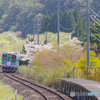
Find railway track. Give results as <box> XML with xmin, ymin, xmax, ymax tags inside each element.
<box><xmin>4</xmin><ymin>73</ymin><xmax>66</xmax><ymax>100</ymax></box>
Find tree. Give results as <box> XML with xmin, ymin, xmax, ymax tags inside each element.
<box><xmin>61</xmin><ymin>10</ymin><xmax>76</xmax><ymax>33</ymax></box>
<box><xmin>47</xmin><ymin>12</ymin><xmax>57</xmax><ymax>33</ymax></box>
<box><xmin>67</xmin><ymin>11</ymin><xmax>76</xmax><ymax>32</ymax></box>
<box><xmin>21</xmin><ymin>45</ymin><xmax>27</xmax><ymax>54</ymax></box>
<box><xmin>92</xmin><ymin>0</ymin><xmax>100</xmax><ymax>13</ymax></box>
<box><xmin>76</xmin><ymin>50</ymin><xmax>100</xmax><ymax>67</ymax></box>
<box><xmin>90</xmin><ymin>19</ymin><xmax>100</xmax><ymax>51</ymax></box>
<box><xmin>41</xmin><ymin>13</ymin><xmax>50</xmax><ymax>33</ymax></box>
<box><xmin>72</xmin><ymin>18</ymin><xmax>86</xmax><ymax>41</ymax></box>
<box><xmin>1</xmin><ymin>4</ymin><xmax>21</xmax><ymax>32</ymax></box>
<box><xmin>73</xmin><ymin>8</ymin><xmax>80</xmax><ymax>24</ymax></box>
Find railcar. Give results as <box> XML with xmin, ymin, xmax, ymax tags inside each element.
<box><xmin>1</xmin><ymin>53</ymin><xmax>20</xmax><ymax>72</ymax></box>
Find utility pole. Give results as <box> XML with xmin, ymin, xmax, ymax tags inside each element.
<box><xmin>86</xmin><ymin>0</ymin><xmax>90</xmax><ymax>70</ymax></box>
<box><xmin>34</xmin><ymin>16</ymin><xmax>42</xmax><ymax>45</ymax></box>
<box><xmin>57</xmin><ymin>0</ymin><xmax>60</xmax><ymax>46</ymax></box>
<box><xmin>37</xmin><ymin>18</ymin><xmax>39</xmax><ymax>45</ymax></box>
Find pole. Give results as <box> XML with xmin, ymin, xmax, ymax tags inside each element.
<box><xmin>15</xmin><ymin>90</ymin><xmax>17</xmax><ymax>100</ymax></box>
<box><xmin>57</xmin><ymin>0</ymin><xmax>60</xmax><ymax>46</ymax></box>
<box><xmin>64</xmin><ymin>67</ymin><xmax>66</xmax><ymax>78</ymax></box>
<box><xmin>87</xmin><ymin>0</ymin><xmax>90</xmax><ymax>72</ymax></box>
<box><xmin>37</xmin><ymin>18</ymin><xmax>39</xmax><ymax>45</ymax></box>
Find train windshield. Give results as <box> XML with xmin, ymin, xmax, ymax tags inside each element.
<box><xmin>12</xmin><ymin>55</ymin><xmax>16</xmax><ymax>62</ymax></box>
<box><xmin>3</xmin><ymin>54</ymin><xmax>7</xmax><ymax>61</ymax></box>
<box><xmin>8</xmin><ymin>57</ymin><xmax>11</xmax><ymax>61</ymax></box>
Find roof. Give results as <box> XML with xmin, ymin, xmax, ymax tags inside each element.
<box><xmin>2</xmin><ymin>52</ymin><xmax>17</xmax><ymax>55</ymax></box>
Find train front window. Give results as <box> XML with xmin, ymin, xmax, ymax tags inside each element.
<box><xmin>8</xmin><ymin>57</ymin><xmax>11</xmax><ymax>61</ymax></box>
<box><xmin>12</xmin><ymin>55</ymin><xmax>16</xmax><ymax>62</ymax></box>
<box><xmin>3</xmin><ymin>54</ymin><xmax>7</xmax><ymax>61</ymax></box>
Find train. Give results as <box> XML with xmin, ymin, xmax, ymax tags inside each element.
<box><xmin>1</xmin><ymin>52</ymin><xmax>20</xmax><ymax>72</ymax></box>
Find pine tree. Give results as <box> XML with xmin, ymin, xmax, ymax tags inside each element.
<box><xmin>72</xmin><ymin>18</ymin><xmax>85</xmax><ymax>41</ymax></box>
<box><xmin>61</xmin><ymin>10</ymin><xmax>75</xmax><ymax>33</ymax></box>
<box><xmin>67</xmin><ymin>11</ymin><xmax>76</xmax><ymax>32</ymax></box>
<box><xmin>90</xmin><ymin>19</ymin><xmax>100</xmax><ymax>51</ymax></box>
<box><xmin>21</xmin><ymin>45</ymin><xmax>27</xmax><ymax>54</ymax></box>
<box><xmin>48</xmin><ymin>12</ymin><xmax>57</xmax><ymax>33</ymax></box>
<box><xmin>92</xmin><ymin>0</ymin><xmax>100</xmax><ymax>13</ymax></box>
<box><xmin>73</xmin><ymin>8</ymin><xmax>80</xmax><ymax>24</ymax></box>
<box><xmin>41</xmin><ymin>13</ymin><xmax>50</xmax><ymax>33</ymax></box>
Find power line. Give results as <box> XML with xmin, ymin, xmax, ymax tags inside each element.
<box><xmin>90</xmin><ymin>15</ymin><xmax>100</xmax><ymax>26</ymax></box>
<box><xmin>64</xmin><ymin>4</ymin><xmax>70</xmax><ymax>11</ymax></box>
<box><xmin>91</xmin><ymin>33</ymin><xmax>100</xmax><ymax>42</ymax></box>
<box><xmin>90</xmin><ymin>23</ymin><xmax>100</xmax><ymax>33</ymax></box>
<box><xmin>97</xmin><ymin>11</ymin><xmax>100</xmax><ymax>15</ymax></box>
<box><xmin>90</xmin><ymin>26</ymin><xmax>100</xmax><ymax>34</ymax></box>
<box><xmin>48</xmin><ymin>35</ymin><xmax>57</xmax><ymax>43</ymax></box>
<box><xmin>60</xmin><ymin>24</ymin><xmax>72</xmax><ymax>31</ymax></box>
<box><xmin>90</xmin><ymin>7</ymin><xmax>100</xmax><ymax>18</ymax></box>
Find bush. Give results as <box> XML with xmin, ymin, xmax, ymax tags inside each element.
<box><xmin>18</xmin><ymin>59</ymin><xmax>73</xmax><ymax>89</ymax></box>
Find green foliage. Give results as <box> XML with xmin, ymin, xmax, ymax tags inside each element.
<box><xmin>42</xmin><ymin>10</ymin><xmax>76</xmax><ymax>33</ymax></box>
<box><xmin>92</xmin><ymin>0</ymin><xmax>100</xmax><ymax>13</ymax></box>
<box><xmin>0</xmin><ymin>82</ymin><xmax>23</xmax><ymax>100</ymax></box>
<box><xmin>76</xmin><ymin>50</ymin><xmax>100</xmax><ymax>67</ymax></box>
<box><xmin>37</xmin><ymin>32</ymin><xmax>71</xmax><ymax>44</ymax></box>
<box><xmin>0</xmin><ymin>0</ymin><xmax>98</xmax><ymax>37</ymax></box>
<box><xmin>0</xmin><ymin>0</ymin><xmax>44</xmax><ymax>37</ymax></box>
<box><xmin>44</xmin><ymin>39</ymin><xmax>47</xmax><ymax>44</ymax></box>
<box><xmin>73</xmin><ymin>8</ymin><xmax>80</xmax><ymax>24</ymax></box>
<box><xmin>60</xmin><ymin>10</ymin><xmax>76</xmax><ymax>33</ymax></box>
<box><xmin>29</xmin><ymin>38</ymin><xmax>33</xmax><ymax>42</ymax></box>
<box><xmin>90</xmin><ymin>19</ymin><xmax>100</xmax><ymax>52</ymax></box>
<box><xmin>18</xmin><ymin>64</ymin><xmax>72</xmax><ymax>89</ymax></box>
<box><xmin>44</xmin><ymin>12</ymin><xmax>57</xmax><ymax>33</ymax></box>
<box><xmin>41</xmin><ymin>13</ymin><xmax>50</xmax><ymax>33</ymax></box>
<box><xmin>20</xmin><ymin>45</ymin><xmax>27</xmax><ymax>54</ymax></box>
<box><xmin>19</xmin><ymin>60</ymin><xmax>29</xmax><ymax>66</ymax></box>
<box><xmin>72</xmin><ymin>9</ymin><xmax>86</xmax><ymax>41</ymax></box>
<box><xmin>18</xmin><ymin>42</ymin><xmax>100</xmax><ymax>89</ymax></box>
<box><xmin>19</xmin><ymin>43</ymin><xmax>83</xmax><ymax>88</ymax></box>
<box><xmin>0</xmin><ymin>32</ymin><xmax>26</xmax><ymax>53</ymax></box>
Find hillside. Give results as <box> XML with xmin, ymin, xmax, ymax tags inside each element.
<box><xmin>0</xmin><ymin>0</ymin><xmax>99</xmax><ymax>37</ymax></box>
<box><xmin>0</xmin><ymin>31</ymin><xmax>26</xmax><ymax>63</ymax></box>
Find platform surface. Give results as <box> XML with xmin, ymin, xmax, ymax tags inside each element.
<box><xmin>60</xmin><ymin>78</ymin><xmax>100</xmax><ymax>100</ymax></box>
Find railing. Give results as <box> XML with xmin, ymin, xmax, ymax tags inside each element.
<box><xmin>72</xmin><ymin>66</ymin><xmax>100</xmax><ymax>81</ymax></box>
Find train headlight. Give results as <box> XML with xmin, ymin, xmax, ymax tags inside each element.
<box><xmin>7</xmin><ymin>62</ymin><xmax>11</xmax><ymax>66</ymax></box>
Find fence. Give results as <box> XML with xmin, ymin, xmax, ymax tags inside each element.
<box><xmin>72</xmin><ymin>66</ymin><xmax>100</xmax><ymax>81</ymax></box>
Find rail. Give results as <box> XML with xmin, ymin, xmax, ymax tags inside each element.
<box><xmin>4</xmin><ymin>73</ymin><xmax>66</xmax><ymax>100</ymax></box>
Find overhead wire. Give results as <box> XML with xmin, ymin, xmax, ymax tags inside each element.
<box><xmin>90</xmin><ymin>26</ymin><xmax>100</xmax><ymax>34</ymax></box>
<box><xmin>60</xmin><ymin>24</ymin><xmax>72</xmax><ymax>31</ymax></box>
<box><xmin>90</xmin><ymin>7</ymin><xmax>100</xmax><ymax>18</ymax></box>
<box><xmin>49</xmin><ymin>35</ymin><xmax>57</xmax><ymax>43</ymax></box>
<box><xmin>90</xmin><ymin>23</ymin><xmax>100</xmax><ymax>33</ymax></box>
<box><xmin>90</xmin><ymin>15</ymin><xmax>100</xmax><ymax>26</ymax></box>
<box><xmin>91</xmin><ymin>33</ymin><xmax>100</xmax><ymax>42</ymax></box>
<box><xmin>63</xmin><ymin>3</ymin><xmax>70</xmax><ymax>11</ymax></box>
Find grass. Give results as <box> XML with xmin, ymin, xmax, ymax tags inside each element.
<box><xmin>0</xmin><ymin>82</ymin><xmax>23</xmax><ymax>100</ymax></box>
<box><xmin>29</xmin><ymin>32</ymin><xmax>71</xmax><ymax>44</ymax></box>
<box><xmin>0</xmin><ymin>32</ymin><xmax>27</xmax><ymax>53</ymax></box>
<box><xmin>0</xmin><ymin>31</ymin><xmax>27</xmax><ymax>63</ymax></box>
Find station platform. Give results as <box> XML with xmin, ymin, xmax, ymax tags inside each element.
<box><xmin>59</xmin><ymin>78</ymin><xmax>100</xmax><ymax>100</ymax></box>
